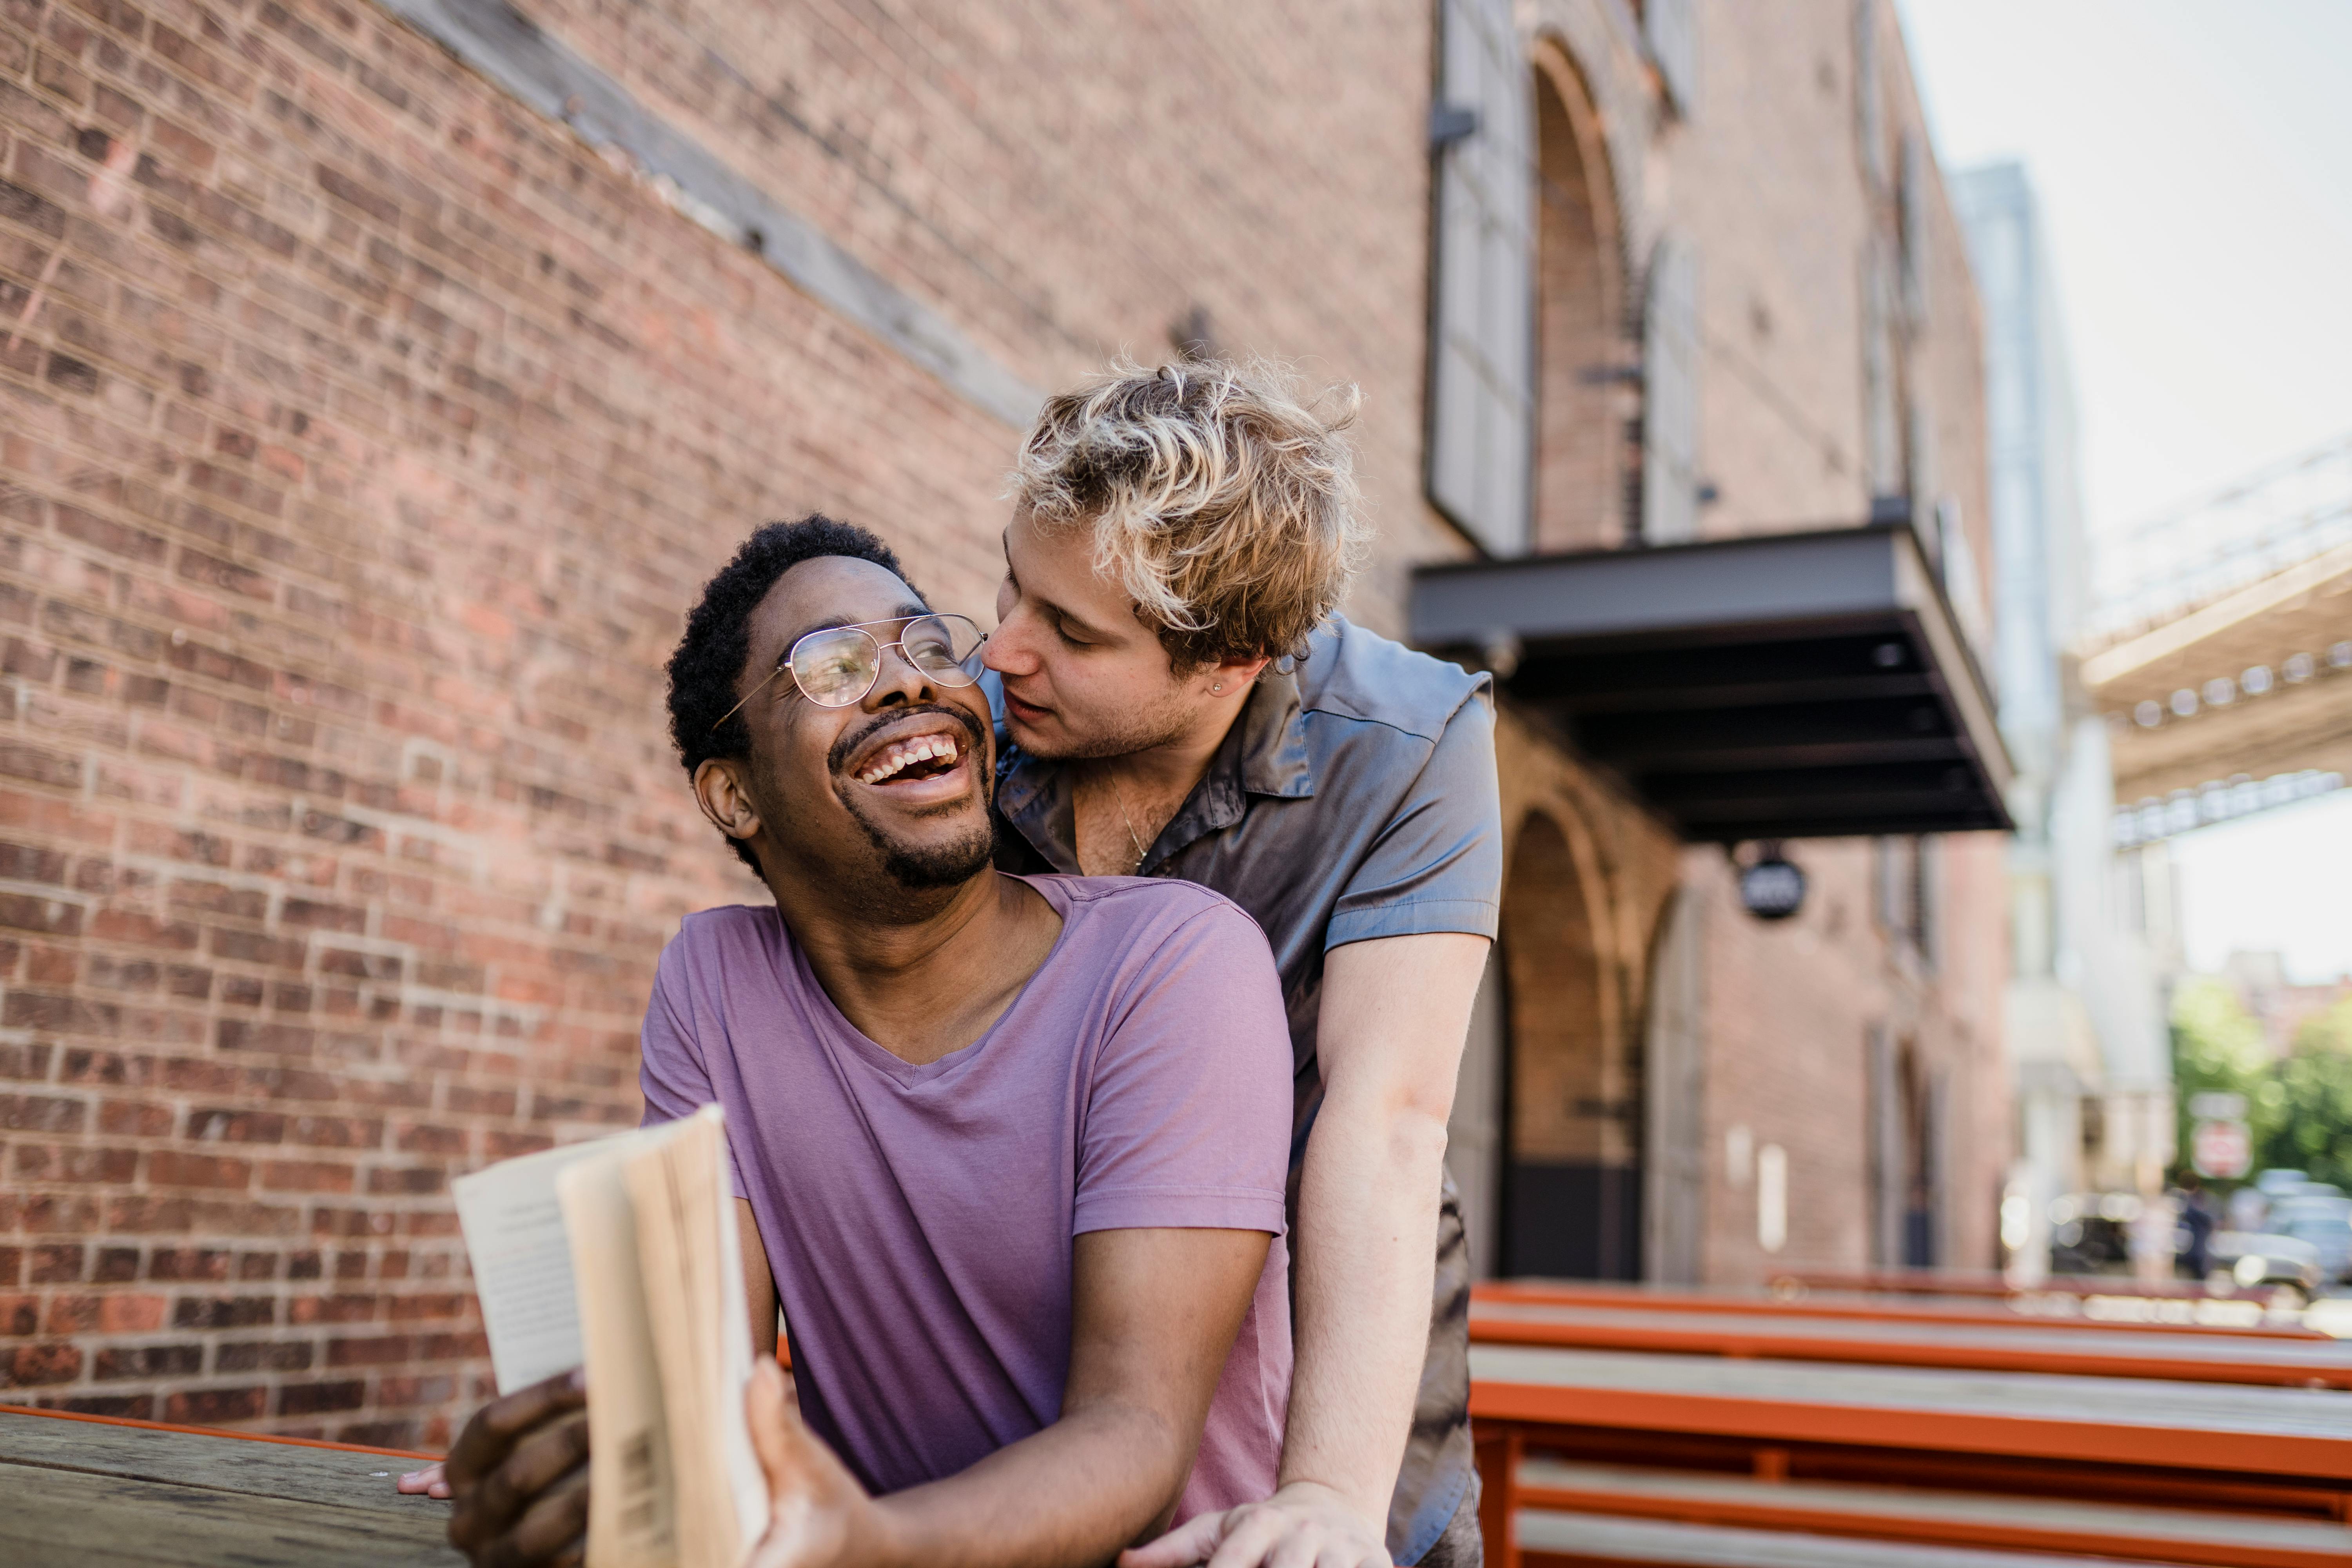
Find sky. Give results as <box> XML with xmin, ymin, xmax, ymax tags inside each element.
<box><xmin>1897</xmin><ymin>0</ymin><xmax>2352</xmax><ymax>984</ymax></box>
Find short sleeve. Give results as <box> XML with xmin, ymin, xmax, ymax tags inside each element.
<box><xmin>1073</xmin><ymin>901</ymin><xmax>1293</xmax><ymax>1238</ymax></box>
<box><xmin>1324</xmin><ymin>690</ymin><xmax>1503</xmax><ymax>951</ymax></box>
<box><xmin>638</xmin><ymin>929</ymin><xmax>750</xmax><ymax>1198</ymax></box>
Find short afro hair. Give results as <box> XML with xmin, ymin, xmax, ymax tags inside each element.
<box><xmin>666</xmin><ymin>515</ymin><xmax>914</xmax><ymax>871</ymax></box>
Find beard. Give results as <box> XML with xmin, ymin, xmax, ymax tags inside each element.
<box><xmin>841</xmin><ymin>793</ymin><xmax>997</xmax><ymax>891</ymax></box>
<box><xmin>1013</xmin><ymin>684</ymin><xmax>1197</xmax><ymax>762</ymax></box>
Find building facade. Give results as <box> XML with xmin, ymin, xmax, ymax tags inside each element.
<box><xmin>1951</xmin><ymin>162</ymin><xmax>2170</xmax><ymax>1276</ymax></box>
<box><xmin>0</xmin><ymin>0</ymin><xmax>2005</xmax><ymax>1445</ymax></box>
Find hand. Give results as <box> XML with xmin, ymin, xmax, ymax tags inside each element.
<box><xmin>1119</xmin><ymin>1481</ymin><xmax>1390</xmax><ymax>1568</ymax></box>
<box><xmin>397</xmin><ymin>1459</ymin><xmax>451</xmax><ymax>1499</ymax></box>
<box><xmin>744</xmin><ymin>1359</ymin><xmax>884</xmax><ymax>1568</ymax></box>
<box><xmin>443</xmin><ymin>1367</ymin><xmax>592</xmax><ymax>1568</ymax></box>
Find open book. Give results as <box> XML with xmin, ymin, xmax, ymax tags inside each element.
<box><xmin>452</xmin><ymin>1105</ymin><xmax>771</xmax><ymax>1568</ymax></box>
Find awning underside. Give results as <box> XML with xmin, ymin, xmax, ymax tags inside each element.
<box><xmin>1409</xmin><ymin>527</ymin><xmax>2014</xmax><ymax>842</ymax></box>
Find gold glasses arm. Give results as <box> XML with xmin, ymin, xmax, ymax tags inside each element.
<box><xmin>707</xmin><ymin>661</ymin><xmax>791</xmax><ymax>734</ymax></box>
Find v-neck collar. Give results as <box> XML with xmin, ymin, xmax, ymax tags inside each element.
<box><xmin>771</xmin><ymin>875</ymin><xmax>1075</xmax><ymax>1089</ymax></box>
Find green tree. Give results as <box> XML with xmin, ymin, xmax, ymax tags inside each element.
<box><xmin>2170</xmin><ymin>978</ymin><xmax>2271</xmax><ymax>1176</ymax></box>
<box><xmin>2261</xmin><ymin>999</ymin><xmax>2352</xmax><ymax>1189</ymax></box>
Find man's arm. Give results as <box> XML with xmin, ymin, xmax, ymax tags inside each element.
<box><xmin>1128</xmin><ymin>931</ymin><xmax>1489</xmax><ymax>1568</ymax></box>
<box><xmin>747</xmin><ymin>1225</ymin><xmax>1270</xmax><ymax>1568</ymax></box>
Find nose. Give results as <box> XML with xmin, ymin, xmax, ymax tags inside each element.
<box><xmin>864</xmin><ymin>639</ymin><xmax>943</xmax><ymax>709</ymax></box>
<box><xmin>982</xmin><ymin>607</ymin><xmax>1037</xmax><ymax>676</ymax></box>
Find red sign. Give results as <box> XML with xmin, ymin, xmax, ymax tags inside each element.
<box><xmin>2192</xmin><ymin>1118</ymin><xmax>2252</xmax><ymax>1181</ymax></box>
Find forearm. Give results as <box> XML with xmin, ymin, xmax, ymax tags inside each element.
<box><xmin>1280</xmin><ymin>1083</ymin><xmax>1448</xmax><ymax>1520</ymax></box>
<box><xmin>866</xmin><ymin>1401</ymin><xmax>1193</xmax><ymax>1568</ymax></box>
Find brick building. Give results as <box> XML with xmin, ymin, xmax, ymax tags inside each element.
<box><xmin>0</xmin><ymin>0</ymin><xmax>2007</xmax><ymax>1446</ymax></box>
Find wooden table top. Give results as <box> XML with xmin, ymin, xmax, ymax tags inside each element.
<box><xmin>0</xmin><ymin>1406</ymin><xmax>459</xmax><ymax>1567</ymax></box>
<box><xmin>1469</xmin><ymin>1343</ymin><xmax>2352</xmax><ymax>1479</ymax></box>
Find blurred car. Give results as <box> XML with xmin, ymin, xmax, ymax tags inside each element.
<box><xmin>2209</xmin><ymin>1229</ymin><xmax>2323</xmax><ymax>1293</ymax></box>
<box><xmin>2269</xmin><ymin>1186</ymin><xmax>2352</xmax><ymax>1281</ymax></box>
<box><xmin>2049</xmin><ymin>1192</ymin><xmax>2140</xmax><ymax>1275</ymax></box>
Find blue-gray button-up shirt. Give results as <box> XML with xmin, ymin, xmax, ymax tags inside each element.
<box><xmin>991</xmin><ymin>615</ymin><xmax>1502</xmax><ymax>1564</ymax></box>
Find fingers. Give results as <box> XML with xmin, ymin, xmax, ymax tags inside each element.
<box><xmin>446</xmin><ymin>1367</ymin><xmax>588</xmax><ymax>1486</ymax></box>
<box><xmin>1120</xmin><ymin>1510</ymin><xmax>1229</xmax><ymax>1568</ymax></box>
<box><xmin>456</xmin><ymin>1409</ymin><xmax>591</xmax><ymax>1550</ymax></box>
<box><xmin>397</xmin><ymin>1460</ymin><xmax>447</xmax><ymax>1495</ymax></box>
<box><xmin>487</xmin><ymin>1461</ymin><xmax>590</xmax><ymax>1568</ymax></box>
<box><xmin>1202</xmin><ymin>1507</ymin><xmax>1290</xmax><ymax>1568</ymax></box>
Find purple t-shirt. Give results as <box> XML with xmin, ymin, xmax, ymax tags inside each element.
<box><xmin>638</xmin><ymin>874</ymin><xmax>1293</xmax><ymax>1521</ymax></box>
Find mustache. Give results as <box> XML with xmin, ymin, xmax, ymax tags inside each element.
<box><xmin>825</xmin><ymin>702</ymin><xmax>991</xmax><ymax>778</ymax></box>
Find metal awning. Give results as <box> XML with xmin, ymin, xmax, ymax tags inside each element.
<box><xmin>1409</xmin><ymin>524</ymin><xmax>2013</xmax><ymax>841</ymax></box>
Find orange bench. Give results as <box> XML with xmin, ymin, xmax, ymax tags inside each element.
<box><xmin>1472</xmin><ymin>1294</ymin><xmax>2352</xmax><ymax>1389</ymax></box>
<box><xmin>1472</xmin><ymin>1341</ymin><xmax>2352</xmax><ymax>1568</ymax></box>
<box><xmin>1480</xmin><ymin>1279</ymin><xmax>2322</xmax><ymax>1340</ymax></box>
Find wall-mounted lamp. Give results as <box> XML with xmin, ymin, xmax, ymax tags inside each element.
<box><xmin>1737</xmin><ymin>841</ymin><xmax>1807</xmax><ymax>922</ymax></box>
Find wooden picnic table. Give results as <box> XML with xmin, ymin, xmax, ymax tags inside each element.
<box><xmin>1472</xmin><ymin>1343</ymin><xmax>2352</xmax><ymax>1568</ymax></box>
<box><xmin>0</xmin><ymin>1404</ymin><xmax>458</xmax><ymax>1566</ymax></box>
<box><xmin>1472</xmin><ymin>1295</ymin><xmax>2352</xmax><ymax>1387</ymax></box>
<box><xmin>1479</xmin><ymin>1279</ymin><xmax>2323</xmax><ymax>1340</ymax></box>
<box><xmin>1471</xmin><ymin>1343</ymin><xmax>2352</xmax><ymax>1480</ymax></box>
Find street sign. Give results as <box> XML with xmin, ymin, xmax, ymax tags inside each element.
<box><xmin>2191</xmin><ymin>1118</ymin><xmax>2252</xmax><ymax>1181</ymax></box>
<box><xmin>2188</xmin><ymin>1092</ymin><xmax>2247</xmax><ymax>1122</ymax></box>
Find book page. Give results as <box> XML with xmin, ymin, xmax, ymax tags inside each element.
<box><xmin>625</xmin><ymin>1106</ymin><xmax>770</xmax><ymax>1568</ymax></box>
<box><xmin>710</xmin><ymin>1136</ymin><xmax>771</xmax><ymax>1558</ymax></box>
<box><xmin>558</xmin><ymin>1144</ymin><xmax>677</xmax><ymax>1568</ymax></box>
<box><xmin>452</xmin><ymin>1139</ymin><xmax>611</xmax><ymax>1390</ymax></box>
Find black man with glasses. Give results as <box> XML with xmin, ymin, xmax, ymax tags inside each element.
<box><xmin>410</xmin><ymin>516</ymin><xmax>1298</xmax><ymax>1568</ymax></box>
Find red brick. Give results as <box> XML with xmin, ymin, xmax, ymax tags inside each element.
<box><xmin>94</xmin><ymin>1342</ymin><xmax>203</xmax><ymax>1379</ymax></box>
<box><xmin>162</xmin><ymin>1385</ymin><xmax>265</xmax><ymax>1424</ymax></box>
<box><xmin>5</xmin><ymin>1341</ymin><xmax>85</xmax><ymax>1386</ymax></box>
<box><xmin>146</xmin><ymin>1150</ymin><xmax>252</xmax><ymax>1189</ymax></box>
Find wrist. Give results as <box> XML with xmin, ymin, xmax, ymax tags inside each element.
<box><xmin>857</xmin><ymin>1491</ymin><xmax>921</xmax><ymax>1568</ymax></box>
<box><xmin>1269</xmin><ymin>1475</ymin><xmax>1385</xmax><ymax>1530</ymax></box>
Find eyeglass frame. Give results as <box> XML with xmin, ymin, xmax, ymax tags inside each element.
<box><xmin>708</xmin><ymin>613</ymin><xmax>988</xmax><ymax>733</ymax></box>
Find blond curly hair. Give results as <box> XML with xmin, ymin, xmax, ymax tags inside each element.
<box><xmin>1009</xmin><ymin>358</ymin><xmax>1367</xmax><ymax>670</ymax></box>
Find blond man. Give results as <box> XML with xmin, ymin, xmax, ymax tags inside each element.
<box><xmin>986</xmin><ymin>361</ymin><xmax>1501</xmax><ymax>1568</ymax></box>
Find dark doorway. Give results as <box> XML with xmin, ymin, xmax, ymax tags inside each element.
<box><xmin>1499</xmin><ymin>812</ymin><xmax>1639</xmax><ymax>1278</ymax></box>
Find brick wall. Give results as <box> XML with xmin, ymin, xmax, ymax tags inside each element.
<box><xmin>0</xmin><ymin>0</ymin><xmax>1057</xmax><ymax>1443</ymax></box>
<box><xmin>0</xmin><ymin>0</ymin><xmax>1479</xmax><ymax>1446</ymax></box>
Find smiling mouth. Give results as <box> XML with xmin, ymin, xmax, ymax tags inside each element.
<box><xmin>855</xmin><ymin>731</ymin><xmax>964</xmax><ymax>786</ymax></box>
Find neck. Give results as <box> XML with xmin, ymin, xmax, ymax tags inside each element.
<box><xmin>1100</xmin><ymin>681</ymin><xmax>1253</xmax><ymax>802</ymax></box>
<box><xmin>764</xmin><ymin>869</ymin><xmax>1061</xmax><ymax>1066</ymax></box>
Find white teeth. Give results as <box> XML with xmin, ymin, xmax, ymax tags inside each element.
<box><xmin>856</xmin><ymin>733</ymin><xmax>960</xmax><ymax>784</ymax></box>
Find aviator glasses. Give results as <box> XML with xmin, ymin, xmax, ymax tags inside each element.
<box><xmin>712</xmin><ymin>613</ymin><xmax>988</xmax><ymax>730</ymax></box>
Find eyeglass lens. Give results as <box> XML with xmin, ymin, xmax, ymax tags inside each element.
<box><xmin>788</xmin><ymin>615</ymin><xmax>985</xmax><ymax>708</ymax></box>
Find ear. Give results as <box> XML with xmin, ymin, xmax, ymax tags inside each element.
<box><xmin>694</xmin><ymin>757</ymin><xmax>766</xmax><ymax>849</ymax></box>
<box><xmin>1203</xmin><ymin>652</ymin><xmax>1272</xmax><ymax>693</ymax></box>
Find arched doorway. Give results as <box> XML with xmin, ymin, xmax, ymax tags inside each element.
<box><xmin>1500</xmin><ymin>811</ymin><xmax>1637</xmax><ymax>1278</ymax></box>
<box><xmin>1532</xmin><ymin>45</ymin><xmax>1632</xmax><ymax>552</ymax></box>
<box><xmin>1446</xmin><ymin>940</ymin><xmax>1509</xmax><ymax>1280</ymax></box>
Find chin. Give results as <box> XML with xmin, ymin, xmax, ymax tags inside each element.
<box><xmin>877</xmin><ymin>825</ymin><xmax>997</xmax><ymax>890</ymax></box>
<box><xmin>843</xmin><ymin>798</ymin><xmax>997</xmax><ymax>891</ymax></box>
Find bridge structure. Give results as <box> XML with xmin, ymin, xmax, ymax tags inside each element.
<box><xmin>2080</xmin><ymin>434</ymin><xmax>2352</xmax><ymax>846</ymax></box>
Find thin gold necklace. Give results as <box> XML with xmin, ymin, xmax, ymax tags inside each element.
<box><xmin>1105</xmin><ymin>769</ymin><xmax>1151</xmax><ymax>873</ymax></box>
